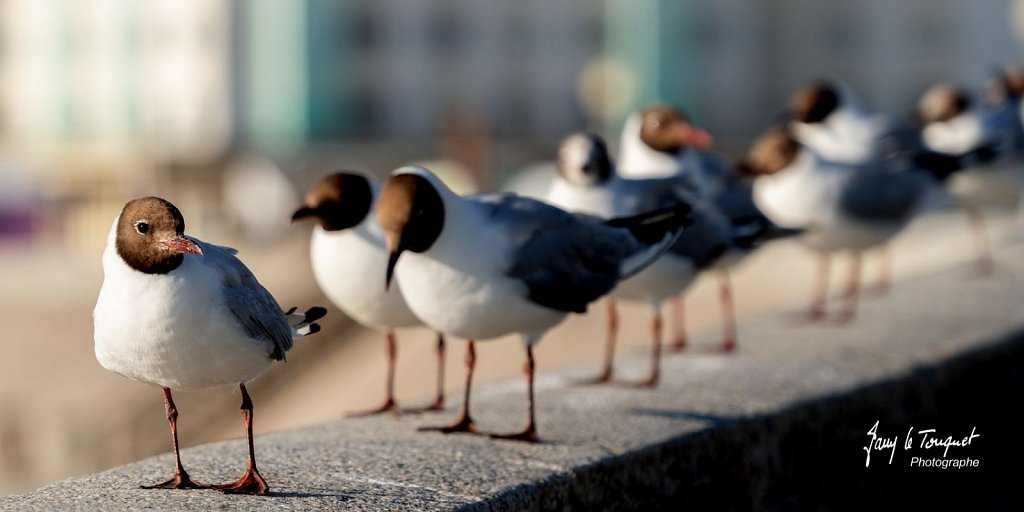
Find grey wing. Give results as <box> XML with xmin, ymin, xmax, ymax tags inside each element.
<box><xmin>668</xmin><ymin>197</ymin><xmax>733</xmax><ymax>269</ymax></box>
<box><xmin>198</xmin><ymin>240</ymin><xmax>293</xmax><ymax>361</ymax></box>
<box><xmin>839</xmin><ymin>170</ymin><xmax>928</xmax><ymax>223</ymax></box>
<box><xmin>616</xmin><ymin>175</ymin><xmax>697</xmax><ymax>214</ymax></box>
<box><xmin>620</xmin><ymin>176</ymin><xmax>734</xmax><ymax>268</ymax></box>
<box><xmin>482</xmin><ymin>194</ymin><xmax>637</xmax><ymax>314</ymax></box>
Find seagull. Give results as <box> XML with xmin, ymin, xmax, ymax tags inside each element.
<box><xmin>617</xmin><ymin>104</ymin><xmax>772</xmax><ymax>351</ymax></box>
<box><xmin>738</xmin><ymin>126</ymin><xmax>988</xmax><ymax>321</ymax></box>
<box><xmin>914</xmin><ymin>82</ymin><xmax>1013</xmax><ymax>274</ymax></box>
<box><xmin>785</xmin><ymin>80</ymin><xmax>904</xmax><ymax>293</ymax></box>
<box><xmin>618</xmin><ymin>103</ymin><xmax>715</xmax><ymax>179</ymax></box>
<box><xmin>546</xmin><ymin>132</ymin><xmax>733</xmax><ymax>384</ymax></box>
<box><xmin>786</xmin><ymin>80</ymin><xmax>893</xmax><ymax>165</ymax></box>
<box><xmin>983</xmin><ymin>65</ymin><xmax>1024</xmax><ymax>159</ymax></box>
<box><xmin>292</xmin><ymin>172</ymin><xmax>447</xmax><ymax>415</ymax></box>
<box><xmin>377</xmin><ymin>166</ymin><xmax>691</xmax><ymax>441</ymax></box>
<box><xmin>94</xmin><ymin>196</ymin><xmax>325</xmax><ymax>495</ymax></box>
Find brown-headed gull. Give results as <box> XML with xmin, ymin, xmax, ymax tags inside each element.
<box><xmin>94</xmin><ymin>196</ymin><xmax>325</xmax><ymax>494</ymax></box>
<box><xmin>376</xmin><ymin>166</ymin><xmax>691</xmax><ymax>441</ymax></box>
<box><xmin>547</xmin><ymin>132</ymin><xmax>733</xmax><ymax>385</ymax></box>
<box><xmin>739</xmin><ymin>126</ymin><xmax>988</xmax><ymax>321</ymax></box>
<box><xmin>618</xmin><ymin>104</ymin><xmax>775</xmax><ymax>351</ymax></box>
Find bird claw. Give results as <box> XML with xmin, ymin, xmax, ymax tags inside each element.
<box><xmin>489</xmin><ymin>426</ymin><xmax>539</xmax><ymax>443</ymax></box>
<box><xmin>347</xmin><ymin>399</ymin><xmax>400</xmax><ymax>418</ymax></box>
<box><xmin>719</xmin><ymin>339</ymin><xmax>737</xmax><ymax>353</ymax></box>
<box><xmin>401</xmin><ymin>398</ymin><xmax>446</xmax><ymax>414</ymax></box>
<box><xmin>140</xmin><ymin>472</ymin><xmax>209</xmax><ymax>490</ymax></box>
<box><xmin>572</xmin><ymin>371</ymin><xmax>614</xmax><ymax>386</ymax></box>
<box><xmin>214</xmin><ymin>469</ymin><xmax>270</xmax><ymax>495</ymax></box>
<box><xmin>418</xmin><ymin>414</ymin><xmax>477</xmax><ymax>434</ymax></box>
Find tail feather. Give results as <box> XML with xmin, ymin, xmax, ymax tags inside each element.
<box><xmin>911</xmin><ymin>141</ymin><xmax>1002</xmax><ymax>182</ymax></box>
<box><xmin>287</xmin><ymin>306</ymin><xmax>327</xmax><ymax>337</ymax></box>
<box><xmin>606</xmin><ymin>202</ymin><xmax>693</xmax><ymax>280</ymax></box>
<box><xmin>731</xmin><ymin>218</ymin><xmax>802</xmax><ymax>249</ymax></box>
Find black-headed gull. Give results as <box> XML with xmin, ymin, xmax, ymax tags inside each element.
<box><xmin>292</xmin><ymin>172</ymin><xmax>447</xmax><ymax>414</ymax></box>
<box><xmin>984</xmin><ymin>66</ymin><xmax>1024</xmax><ymax>159</ymax></box>
<box><xmin>618</xmin><ymin>104</ymin><xmax>773</xmax><ymax>351</ymax></box>
<box><xmin>376</xmin><ymin>166</ymin><xmax>691</xmax><ymax>441</ymax></box>
<box><xmin>547</xmin><ymin>132</ymin><xmax>733</xmax><ymax>384</ymax></box>
<box><xmin>787</xmin><ymin>80</ymin><xmax>893</xmax><ymax>165</ymax></box>
<box><xmin>915</xmin><ymin>82</ymin><xmax>1019</xmax><ymax>274</ymax></box>
<box><xmin>618</xmin><ymin>103</ymin><xmax>714</xmax><ymax>179</ymax></box>
<box><xmin>786</xmin><ymin>80</ymin><xmax>909</xmax><ymax>294</ymax></box>
<box><xmin>94</xmin><ymin>196</ymin><xmax>325</xmax><ymax>494</ymax></box>
<box><xmin>739</xmin><ymin>126</ymin><xmax>986</xmax><ymax>321</ymax></box>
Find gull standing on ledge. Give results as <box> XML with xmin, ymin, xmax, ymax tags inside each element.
<box><xmin>739</xmin><ymin>127</ymin><xmax>989</xmax><ymax>321</ymax></box>
<box><xmin>547</xmin><ymin>132</ymin><xmax>731</xmax><ymax>385</ymax></box>
<box><xmin>377</xmin><ymin>166</ymin><xmax>692</xmax><ymax>441</ymax></box>
<box><xmin>292</xmin><ymin>172</ymin><xmax>448</xmax><ymax>414</ymax></box>
<box><xmin>618</xmin><ymin>104</ymin><xmax>771</xmax><ymax>351</ymax></box>
<box><xmin>94</xmin><ymin>196</ymin><xmax>325</xmax><ymax>495</ymax></box>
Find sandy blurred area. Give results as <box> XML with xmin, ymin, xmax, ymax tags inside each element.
<box><xmin>1</xmin><ymin>205</ymin><xmax>1020</xmax><ymax>496</ymax></box>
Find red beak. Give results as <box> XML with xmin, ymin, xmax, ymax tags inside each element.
<box><xmin>680</xmin><ymin>126</ymin><xmax>714</xmax><ymax>149</ymax></box>
<box><xmin>160</xmin><ymin>236</ymin><xmax>203</xmax><ymax>256</ymax></box>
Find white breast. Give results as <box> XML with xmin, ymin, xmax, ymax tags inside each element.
<box><xmin>618</xmin><ymin>114</ymin><xmax>682</xmax><ymax>178</ymax></box>
<box><xmin>922</xmin><ymin>115</ymin><xmax>984</xmax><ymax>154</ymax></box>
<box><xmin>93</xmin><ymin>245</ymin><xmax>274</xmax><ymax>391</ymax></box>
<box><xmin>752</xmin><ymin>153</ymin><xmax>835</xmax><ymax>230</ymax></box>
<box><xmin>611</xmin><ymin>254</ymin><xmax>697</xmax><ymax>306</ymax></box>
<box><xmin>792</xmin><ymin>110</ymin><xmax>882</xmax><ymax>165</ymax></box>
<box><xmin>394</xmin><ymin>202</ymin><xmax>565</xmax><ymax>342</ymax></box>
<box><xmin>309</xmin><ymin>221</ymin><xmax>420</xmax><ymax>330</ymax></box>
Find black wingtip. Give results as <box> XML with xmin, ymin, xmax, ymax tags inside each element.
<box><xmin>605</xmin><ymin>201</ymin><xmax>693</xmax><ymax>245</ymax></box>
<box><xmin>285</xmin><ymin>306</ymin><xmax>298</xmax><ymax>316</ymax></box>
<box><xmin>307</xmin><ymin>323</ymin><xmax>321</xmax><ymax>335</ymax></box>
<box><xmin>304</xmin><ymin>306</ymin><xmax>328</xmax><ymax>323</ymax></box>
<box><xmin>912</xmin><ymin>141</ymin><xmax>1002</xmax><ymax>182</ymax></box>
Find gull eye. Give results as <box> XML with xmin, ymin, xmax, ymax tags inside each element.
<box><xmin>135</xmin><ymin>221</ymin><xmax>149</xmax><ymax>235</ymax></box>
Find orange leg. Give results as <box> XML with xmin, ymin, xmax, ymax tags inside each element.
<box><xmin>490</xmin><ymin>344</ymin><xmax>539</xmax><ymax>442</ymax></box>
<box><xmin>808</xmin><ymin>253</ymin><xmax>830</xmax><ymax>322</ymax></box>
<box><xmin>669</xmin><ymin>295</ymin><xmax>687</xmax><ymax>352</ymax></box>
<box><xmin>868</xmin><ymin>245</ymin><xmax>892</xmax><ymax>296</ymax></box>
<box><xmin>580</xmin><ymin>299</ymin><xmax>618</xmax><ymax>384</ymax></box>
<box><xmin>213</xmin><ymin>384</ymin><xmax>270</xmax><ymax>495</ymax></box>
<box><xmin>630</xmin><ymin>307</ymin><xmax>662</xmax><ymax>388</ymax></box>
<box><xmin>719</xmin><ymin>270</ymin><xmax>737</xmax><ymax>352</ymax></box>
<box><xmin>837</xmin><ymin>252</ymin><xmax>862</xmax><ymax>324</ymax></box>
<box><xmin>349</xmin><ymin>329</ymin><xmax>400</xmax><ymax>416</ymax></box>
<box><xmin>966</xmin><ymin>207</ymin><xmax>994</xmax><ymax>275</ymax></box>
<box><xmin>141</xmin><ymin>388</ymin><xmax>209</xmax><ymax>490</ymax></box>
<box><xmin>419</xmin><ymin>341</ymin><xmax>477</xmax><ymax>434</ymax></box>
<box><xmin>427</xmin><ymin>333</ymin><xmax>446</xmax><ymax>410</ymax></box>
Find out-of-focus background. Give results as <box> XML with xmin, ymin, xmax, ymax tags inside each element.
<box><xmin>1</xmin><ymin>0</ymin><xmax>1022</xmax><ymax>497</ymax></box>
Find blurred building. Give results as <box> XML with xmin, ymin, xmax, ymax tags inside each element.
<box><xmin>0</xmin><ymin>0</ymin><xmax>1020</xmax><ymax>253</ymax></box>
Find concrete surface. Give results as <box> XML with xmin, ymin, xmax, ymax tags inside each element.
<box><xmin>4</xmin><ymin>205</ymin><xmax>1019</xmax><ymax>497</ymax></box>
<box><xmin>3</xmin><ymin>235</ymin><xmax>1022</xmax><ymax>510</ymax></box>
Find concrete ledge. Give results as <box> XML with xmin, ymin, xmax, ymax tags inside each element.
<box><xmin>4</xmin><ymin>256</ymin><xmax>1023</xmax><ymax>510</ymax></box>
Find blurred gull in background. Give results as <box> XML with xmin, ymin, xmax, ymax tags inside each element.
<box><xmin>222</xmin><ymin>154</ymin><xmax>299</xmax><ymax>242</ymax></box>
